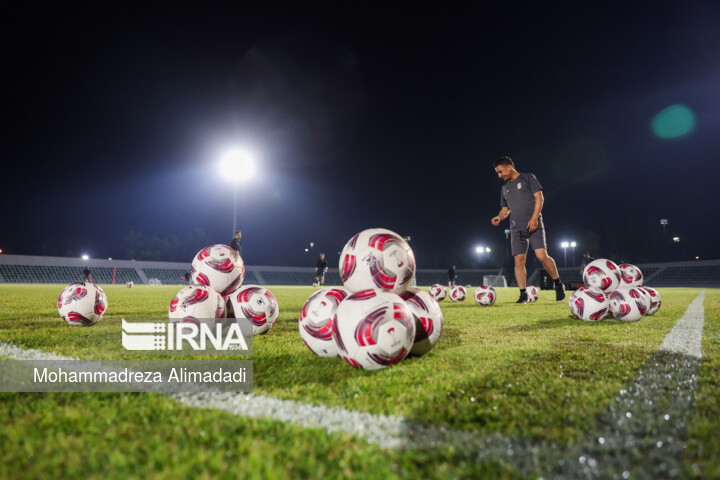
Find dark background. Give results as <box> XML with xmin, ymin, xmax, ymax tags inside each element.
<box><xmin>2</xmin><ymin>2</ymin><xmax>719</xmax><ymax>270</ymax></box>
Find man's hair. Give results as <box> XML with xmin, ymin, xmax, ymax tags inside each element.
<box><xmin>235</xmin><ymin>230</ymin><xmax>242</xmax><ymax>235</ymax></box>
<box><xmin>493</xmin><ymin>156</ymin><xmax>514</xmax><ymax>168</ymax></box>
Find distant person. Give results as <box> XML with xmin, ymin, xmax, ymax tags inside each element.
<box><xmin>184</xmin><ymin>271</ymin><xmax>192</xmax><ymax>285</ymax></box>
<box><xmin>580</xmin><ymin>251</ymin><xmax>595</xmax><ymax>274</ymax></box>
<box><xmin>490</xmin><ymin>156</ymin><xmax>565</xmax><ymax>303</ymax></box>
<box><xmin>448</xmin><ymin>265</ymin><xmax>456</xmax><ymax>287</ymax></box>
<box><xmin>83</xmin><ymin>266</ymin><xmax>91</xmax><ymax>283</ymax></box>
<box><xmin>230</xmin><ymin>230</ymin><xmax>242</xmax><ymax>258</ymax></box>
<box><xmin>315</xmin><ymin>253</ymin><xmax>328</xmax><ymax>287</ymax></box>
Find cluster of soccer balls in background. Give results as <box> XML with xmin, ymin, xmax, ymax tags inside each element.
<box><xmin>58</xmin><ymin>244</ymin><xmax>281</xmax><ymax>335</ymax></box>
<box><xmin>427</xmin><ymin>283</ymin><xmax>539</xmax><ymax>306</ymax></box>
<box><xmin>570</xmin><ymin>259</ymin><xmax>662</xmax><ymax>321</ymax></box>
<box><xmin>299</xmin><ymin>228</ymin><xmax>444</xmax><ymax>370</ymax></box>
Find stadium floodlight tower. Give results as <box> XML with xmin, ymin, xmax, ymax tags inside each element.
<box><xmin>561</xmin><ymin>241</ymin><xmax>569</xmax><ymax>267</ymax></box>
<box><xmin>660</xmin><ymin>219</ymin><xmax>668</xmax><ymax>235</ymax></box>
<box><xmin>219</xmin><ymin>149</ymin><xmax>257</xmax><ymax>234</ymax></box>
<box><xmin>81</xmin><ymin>254</ymin><xmax>89</xmax><ymax>260</ymax></box>
<box><xmin>570</xmin><ymin>241</ymin><xmax>577</xmax><ymax>266</ymax></box>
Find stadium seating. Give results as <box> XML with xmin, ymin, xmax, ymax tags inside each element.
<box><xmin>1</xmin><ymin>255</ymin><xmax>718</xmax><ymax>287</ymax></box>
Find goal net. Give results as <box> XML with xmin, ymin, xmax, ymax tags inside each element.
<box><xmin>483</xmin><ymin>275</ymin><xmax>507</xmax><ymax>288</ymax></box>
<box><xmin>148</xmin><ymin>278</ymin><xmax>162</xmax><ymax>286</ymax></box>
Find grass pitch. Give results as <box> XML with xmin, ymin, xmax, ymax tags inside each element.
<box><xmin>0</xmin><ymin>284</ymin><xmax>718</xmax><ymax>479</ymax></box>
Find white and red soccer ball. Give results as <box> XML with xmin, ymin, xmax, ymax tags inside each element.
<box><xmin>568</xmin><ymin>287</ymin><xmax>609</xmax><ymax>321</ymax></box>
<box><xmin>191</xmin><ymin>244</ymin><xmax>245</xmax><ymax>296</ymax></box>
<box><xmin>333</xmin><ymin>289</ymin><xmax>415</xmax><ymax>370</ymax></box>
<box><xmin>608</xmin><ymin>286</ymin><xmax>648</xmax><ymax>322</ymax></box>
<box><xmin>449</xmin><ymin>286</ymin><xmax>466</xmax><ymax>302</ymax></box>
<box><xmin>126</xmin><ymin>281</ymin><xmax>134</xmax><ymax>288</ymax></box>
<box><xmin>227</xmin><ymin>285</ymin><xmax>279</xmax><ymax>336</ymax></box>
<box><xmin>583</xmin><ymin>259</ymin><xmax>621</xmax><ymax>293</ymax></box>
<box><xmin>401</xmin><ymin>288</ymin><xmax>444</xmax><ymax>356</ymax></box>
<box><xmin>429</xmin><ymin>284</ymin><xmax>447</xmax><ymax>302</ymax></box>
<box><xmin>299</xmin><ymin>287</ymin><xmax>349</xmax><ymax>357</ymax></box>
<box><xmin>525</xmin><ymin>286</ymin><xmax>539</xmax><ymax>303</ymax></box>
<box><xmin>619</xmin><ymin>264</ymin><xmax>643</xmax><ymax>287</ymax></box>
<box><xmin>641</xmin><ymin>287</ymin><xmax>662</xmax><ymax>315</ymax></box>
<box><xmin>474</xmin><ymin>286</ymin><xmax>496</xmax><ymax>306</ymax></box>
<box><xmin>339</xmin><ymin>228</ymin><xmax>416</xmax><ymax>294</ymax></box>
<box><xmin>169</xmin><ymin>285</ymin><xmax>225</xmax><ymax>323</ymax></box>
<box><xmin>57</xmin><ymin>282</ymin><xmax>108</xmax><ymax>326</ymax></box>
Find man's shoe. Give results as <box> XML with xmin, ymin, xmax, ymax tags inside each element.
<box><xmin>555</xmin><ymin>282</ymin><xmax>566</xmax><ymax>302</ymax></box>
<box><xmin>516</xmin><ymin>292</ymin><xmax>529</xmax><ymax>304</ymax></box>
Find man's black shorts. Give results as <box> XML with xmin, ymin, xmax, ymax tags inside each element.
<box><xmin>315</xmin><ymin>268</ymin><xmax>324</xmax><ymax>277</ymax></box>
<box><xmin>511</xmin><ymin>221</ymin><xmax>547</xmax><ymax>256</ymax></box>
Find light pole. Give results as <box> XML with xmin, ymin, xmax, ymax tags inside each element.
<box><xmin>660</xmin><ymin>219</ymin><xmax>668</xmax><ymax>235</ymax></box>
<box><xmin>220</xmin><ymin>149</ymin><xmax>256</xmax><ymax>234</ymax></box>
<box><xmin>561</xmin><ymin>241</ymin><xmax>569</xmax><ymax>267</ymax></box>
<box><xmin>570</xmin><ymin>241</ymin><xmax>576</xmax><ymax>267</ymax></box>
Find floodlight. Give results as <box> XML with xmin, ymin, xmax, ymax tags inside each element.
<box><xmin>219</xmin><ymin>149</ymin><xmax>256</xmax><ymax>183</ymax></box>
<box><xmin>570</xmin><ymin>241</ymin><xmax>576</xmax><ymax>248</ymax></box>
<box><xmin>81</xmin><ymin>255</ymin><xmax>89</xmax><ymax>260</ymax></box>
<box><xmin>561</xmin><ymin>242</ymin><xmax>569</xmax><ymax>249</ymax></box>
<box><xmin>673</xmin><ymin>237</ymin><xmax>680</xmax><ymax>243</ymax></box>
<box><xmin>485</xmin><ymin>247</ymin><xmax>491</xmax><ymax>253</ymax></box>
<box><xmin>475</xmin><ymin>246</ymin><xmax>483</xmax><ymax>254</ymax></box>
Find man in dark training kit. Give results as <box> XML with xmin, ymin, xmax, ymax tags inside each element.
<box><xmin>490</xmin><ymin>156</ymin><xmax>565</xmax><ymax>303</ymax></box>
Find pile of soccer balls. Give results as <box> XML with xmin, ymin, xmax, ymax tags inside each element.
<box><xmin>169</xmin><ymin>244</ymin><xmax>279</xmax><ymax>335</ymax></box>
<box><xmin>569</xmin><ymin>259</ymin><xmax>662</xmax><ymax>322</ymax></box>
<box><xmin>299</xmin><ymin>228</ymin><xmax>444</xmax><ymax>370</ymax></box>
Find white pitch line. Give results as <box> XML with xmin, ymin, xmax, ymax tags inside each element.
<box><xmin>659</xmin><ymin>289</ymin><xmax>705</xmax><ymax>358</ymax></box>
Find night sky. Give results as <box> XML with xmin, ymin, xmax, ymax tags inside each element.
<box><xmin>3</xmin><ymin>2</ymin><xmax>720</xmax><ymax>270</ymax></box>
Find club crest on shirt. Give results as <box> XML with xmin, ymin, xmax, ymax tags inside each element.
<box><xmin>517</xmin><ymin>182</ymin><xmax>522</xmax><ymax>189</ymax></box>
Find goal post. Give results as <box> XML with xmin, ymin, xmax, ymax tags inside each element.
<box><xmin>483</xmin><ymin>275</ymin><xmax>507</xmax><ymax>288</ymax></box>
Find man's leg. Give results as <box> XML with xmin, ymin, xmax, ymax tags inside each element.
<box><xmin>320</xmin><ymin>275</ymin><xmax>325</xmax><ymax>287</ymax></box>
<box><xmin>534</xmin><ymin>248</ymin><xmax>565</xmax><ymax>301</ymax></box>
<box><xmin>514</xmin><ymin>253</ymin><xmax>527</xmax><ymax>289</ymax></box>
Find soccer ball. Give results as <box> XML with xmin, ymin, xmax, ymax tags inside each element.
<box><xmin>474</xmin><ymin>286</ymin><xmax>496</xmax><ymax>306</ymax></box>
<box><xmin>338</xmin><ymin>228</ymin><xmax>416</xmax><ymax>294</ymax></box>
<box><xmin>449</xmin><ymin>286</ymin><xmax>466</xmax><ymax>302</ymax></box>
<box><xmin>642</xmin><ymin>287</ymin><xmax>662</xmax><ymax>315</ymax></box>
<box><xmin>169</xmin><ymin>285</ymin><xmax>225</xmax><ymax>322</ymax></box>
<box><xmin>126</xmin><ymin>281</ymin><xmax>134</xmax><ymax>288</ymax></box>
<box><xmin>191</xmin><ymin>244</ymin><xmax>245</xmax><ymax>297</ymax></box>
<box><xmin>333</xmin><ymin>289</ymin><xmax>415</xmax><ymax>369</ymax></box>
<box><xmin>608</xmin><ymin>287</ymin><xmax>647</xmax><ymax>321</ymax></box>
<box><xmin>57</xmin><ymin>282</ymin><xmax>108</xmax><ymax>326</ymax></box>
<box><xmin>619</xmin><ymin>264</ymin><xmax>643</xmax><ymax>287</ymax></box>
<box><xmin>401</xmin><ymin>287</ymin><xmax>444</xmax><ymax>356</ymax></box>
<box><xmin>299</xmin><ymin>287</ymin><xmax>349</xmax><ymax>357</ymax></box>
<box><xmin>525</xmin><ymin>286</ymin><xmax>539</xmax><ymax>303</ymax></box>
<box><xmin>568</xmin><ymin>287</ymin><xmax>609</xmax><ymax>321</ymax></box>
<box><xmin>583</xmin><ymin>259</ymin><xmax>621</xmax><ymax>293</ymax></box>
<box><xmin>429</xmin><ymin>284</ymin><xmax>447</xmax><ymax>302</ymax></box>
<box><xmin>227</xmin><ymin>285</ymin><xmax>280</xmax><ymax>336</ymax></box>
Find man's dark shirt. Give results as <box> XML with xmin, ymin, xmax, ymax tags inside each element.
<box><xmin>316</xmin><ymin>259</ymin><xmax>328</xmax><ymax>271</ymax></box>
<box><xmin>448</xmin><ymin>267</ymin><xmax>456</xmax><ymax>280</ymax></box>
<box><xmin>230</xmin><ymin>238</ymin><xmax>242</xmax><ymax>257</ymax></box>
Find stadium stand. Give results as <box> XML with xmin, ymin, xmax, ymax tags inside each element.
<box><xmin>1</xmin><ymin>255</ymin><xmax>718</xmax><ymax>287</ymax></box>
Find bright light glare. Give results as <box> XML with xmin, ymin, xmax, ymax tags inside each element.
<box><xmin>570</xmin><ymin>241</ymin><xmax>576</xmax><ymax>248</ymax></box>
<box><xmin>475</xmin><ymin>246</ymin><xmax>483</xmax><ymax>254</ymax></box>
<box><xmin>485</xmin><ymin>247</ymin><xmax>491</xmax><ymax>253</ymax></box>
<box><xmin>673</xmin><ymin>237</ymin><xmax>680</xmax><ymax>243</ymax></box>
<box><xmin>220</xmin><ymin>149</ymin><xmax>256</xmax><ymax>182</ymax></box>
<box><xmin>561</xmin><ymin>242</ymin><xmax>569</xmax><ymax>248</ymax></box>
<box><xmin>81</xmin><ymin>254</ymin><xmax>89</xmax><ymax>260</ymax></box>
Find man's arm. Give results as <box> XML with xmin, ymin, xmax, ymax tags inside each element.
<box><xmin>527</xmin><ymin>191</ymin><xmax>544</xmax><ymax>232</ymax></box>
<box><xmin>491</xmin><ymin>206</ymin><xmax>510</xmax><ymax>226</ymax></box>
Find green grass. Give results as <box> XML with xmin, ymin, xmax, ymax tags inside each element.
<box><xmin>0</xmin><ymin>284</ymin><xmax>718</xmax><ymax>479</ymax></box>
